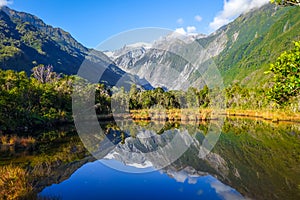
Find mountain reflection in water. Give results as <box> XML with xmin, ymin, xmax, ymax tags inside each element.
<box><xmin>0</xmin><ymin>118</ymin><xmax>299</xmax><ymax>200</ymax></box>
<box><xmin>41</xmin><ymin>160</ymin><xmax>244</xmax><ymax>200</ymax></box>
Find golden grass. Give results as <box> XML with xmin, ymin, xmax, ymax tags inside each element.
<box><xmin>0</xmin><ymin>135</ymin><xmax>8</xmax><ymax>145</ymax></box>
<box><xmin>0</xmin><ymin>135</ymin><xmax>36</xmax><ymax>147</ymax></box>
<box><xmin>130</xmin><ymin>108</ymin><xmax>300</xmax><ymax>123</ymax></box>
<box><xmin>131</xmin><ymin>108</ymin><xmax>214</xmax><ymax>121</ymax></box>
<box><xmin>20</xmin><ymin>137</ymin><xmax>36</xmax><ymax>147</ymax></box>
<box><xmin>225</xmin><ymin>109</ymin><xmax>300</xmax><ymax>122</ymax></box>
<box><xmin>0</xmin><ymin>165</ymin><xmax>32</xmax><ymax>200</ymax></box>
<box><xmin>9</xmin><ymin>135</ymin><xmax>18</xmax><ymax>145</ymax></box>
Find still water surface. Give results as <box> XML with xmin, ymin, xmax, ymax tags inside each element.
<box><xmin>41</xmin><ymin>160</ymin><xmax>244</xmax><ymax>200</ymax></box>
<box><xmin>1</xmin><ymin>118</ymin><xmax>299</xmax><ymax>200</ymax></box>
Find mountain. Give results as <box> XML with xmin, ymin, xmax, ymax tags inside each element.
<box><xmin>103</xmin><ymin>34</ymin><xmax>213</xmax><ymax>90</ymax></box>
<box><xmin>103</xmin><ymin>42</ymin><xmax>152</xmax><ymax>61</ymax></box>
<box><xmin>2</xmin><ymin>4</ymin><xmax>299</xmax><ymax>90</ymax></box>
<box><xmin>107</xmin><ymin>34</ymin><xmax>211</xmax><ymax>90</ymax></box>
<box><xmin>0</xmin><ymin>6</ymin><xmax>151</xmax><ymax>89</ymax></box>
<box><xmin>108</xmin><ymin>4</ymin><xmax>300</xmax><ymax>89</ymax></box>
<box><xmin>206</xmin><ymin>4</ymin><xmax>300</xmax><ymax>86</ymax></box>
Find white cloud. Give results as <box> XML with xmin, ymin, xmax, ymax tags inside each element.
<box><xmin>175</xmin><ymin>26</ymin><xmax>197</xmax><ymax>36</ymax></box>
<box><xmin>209</xmin><ymin>0</ymin><xmax>269</xmax><ymax>31</ymax></box>
<box><xmin>0</xmin><ymin>0</ymin><xmax>12</xmax><ymax>7</ymax></box>
<box><xmin>177</xmin><ymin>18</ymin><xmax>184</xmax><ymax>25</ymax></box>
<box><xmin>195</xmin><ymin>15</ymin><xmax>203</xmax><ymax>22</ymax></box>
<box><xmin>175</xmin><ymin>27</ymin><xmax>187</xmax><ymax>35</ymax></box>
<box><xmin>187</xmin><ymin>26</ymin><xmax>197</xmax><ymax>34</ymax></box>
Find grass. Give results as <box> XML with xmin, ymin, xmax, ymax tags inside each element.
<box><xmin>130</xmin><ymin>108</ymin><xmax>300</xmax><ymax>123</ymax></box>
<box><xmin>0</xmin><ymin>165</ymin><xmax>32</xmax><ymax>200</ymax></box>
<box><xmin>0</xmin><ymin>135</ymin><xmax>8</xmax><ymax>145</ymax></box>
<box><xmin>225</xmin><ymin>109</ymin><xmax>300</xmax><ymax>122</ymax></box>
<box><xmin>0</xmin><ymin>135</ymin><xmax>36</xmax><ymax>148</ymax></box>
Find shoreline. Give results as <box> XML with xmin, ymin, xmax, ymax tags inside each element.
<box><xmin>2</xmin><ymin>109</ymin><xmax>300</xmax><ymax>134</ymax></box>
<box><xmin>129</xmin><ymin>109</ymin><xmax>300</xmax><ymax>123</ymax></box>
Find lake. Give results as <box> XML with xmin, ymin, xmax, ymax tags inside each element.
<box><xmin>0</xmin><ymin>118</ymin><xmax>299</xmax><ymax>200</ymax></box>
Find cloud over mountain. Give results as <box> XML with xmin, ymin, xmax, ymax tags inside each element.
<box><xmin>0</xmin><ymin>0</ymin><xmax>12</xmax><ymax>7</ymax></box>
<box><xmin>209</xmin><ymin>0</ymin><xmax>269</xmax><ymax>31</ymax></box>
<box><xmin>175</xmin><ymin>26</ymin><xmax>197</xmax><ymax>36</ymax></box>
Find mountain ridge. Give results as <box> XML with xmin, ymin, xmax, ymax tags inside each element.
<box><xmin>1</xmin><ymin>4</ymin><xmax>299</xmax><ymax>89</ymax></box>
<box><xmin>0</xmin><ymin>6</ymin><xmax>153</xmax><ymax>89</ymax></box>
<box><xmin>1</xmin><ymin>6</ymin><xmax>87</xmax><ymax>56</ymax></box>
<box><xmin>108</xmin><ymin>4</ymin><xmax>300</xmax><ymax>89</ymax></box>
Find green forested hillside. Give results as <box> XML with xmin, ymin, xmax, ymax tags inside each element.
<box><xmin>198</xmin><ymin>4</ymin><xmax>300</xmax><ymax>86</ymax></box>
<box><xmin>0</xmin><ymin>6</ymin><xmax>131</xmax><ymax>87</ymax></box>
<box><xmin>0</xmin><ymin>8</ymin><xmax>84</xmax><ymax>74</ymax></box>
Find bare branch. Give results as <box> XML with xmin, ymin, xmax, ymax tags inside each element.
<box><xmin>32</xmin><ymin>64</ymin><xmax>60</xmax><ymax>83</ymax></box>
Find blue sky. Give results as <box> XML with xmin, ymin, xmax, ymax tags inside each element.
<box><xmin>5</xmin><ymin>0</ymin><xmax>270</xmax><ymax>48</ymax></box>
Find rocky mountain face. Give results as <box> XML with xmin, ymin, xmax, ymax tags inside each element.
<box><xmin>0</xmin><ymin>6</ymin><xmax>151</xmax><ymax>88</ymax></box>
<box><xmin>106</xmin><ymin>4</ymin><xmax>300</xmax><ymax>89</ymax></box>
<box><xmin>106</xmin><ymin>34</ymin><xmax>212</xmax><ymax>90</ymax></box>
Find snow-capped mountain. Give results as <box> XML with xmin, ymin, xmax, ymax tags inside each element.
<box><xmin>102</xmin><ymin>30</ymin><xmax>220</xmax><ymax>90</ymax></box>
<box><xmin>102</xmin><ymin>4</ymin><xmax>300</xmax><ymax>89</ymax></box>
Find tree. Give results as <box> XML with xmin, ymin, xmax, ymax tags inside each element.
<box><xmin>198</xmin><ymin>85</ymin><xmax>210</xmax><ymax>108</ymax></box>
<box><xmin>31</xmin><ymin>64</ymin><xmax>60</xmax><ymax>84</ymax></box>
<box><xmin>95</xmin><ymin>84</ymin><xmax>111</xmax><ymax>114</ymax></box>
<box><xmin>0</xmin><ymin>67</ymin><xmax>76</xmax><ymax>131</ymax></box>
<box><xmin>129</xmin><ymin>84</ymin><xmax>140</xmax><ymax>109</ymax></box>
<box><xmin>270</xmin><ymin>0</ymin><xmax>300</xmax><ymax>6</ymax></box>
<box><xmin>266</xmin><ymin>41</ymin><xmax>300</xmax><ymax>104</ymax></box>
<box><xmin>186</xmin><ymin>87</ymin><xmax>199</xmax><ymax>108</ymax></box>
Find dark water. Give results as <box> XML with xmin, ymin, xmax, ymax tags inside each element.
<box><xmin>0</xmin><ymin>118</ymin><xmax>300</xmax><ymax>200</ymax></box>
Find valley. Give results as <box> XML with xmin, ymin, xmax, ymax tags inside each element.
<box><xmin>0</xmin><ymin>1</ymin><xmax>299</xmax><ymax>200</ymax></box>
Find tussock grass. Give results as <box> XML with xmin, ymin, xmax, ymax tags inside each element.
<box><xmin>0</xmin><ymin>135</ymin><xmax>36</xmax><ymax>148</ymax></box>
<box><xmin>0</xmin><ymin>165</ymin><xmax>32</xmax><ymax>200</ymax></box>
<box><xmin>130</xmin><ymin>108</ymin><xmax>300</xmax><ymax>123</ymax></box>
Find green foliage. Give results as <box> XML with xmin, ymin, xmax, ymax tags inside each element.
<box><xmin>266</xmin><ymin>41</ymin><xmax>300</xmax><ymax>104</ymax></box>
<box><xmin>118</xmin><ymin>85</ymin><xmax>210</xmax><ymax>110</ymax></box>
<box><xmin>0</xmin><ymin>7</ymin><xmax>126</xmax><ymax>88</ymax></box>
<box><xmin>225</xmin><ymin>83</ymin><xmax>269</xmax><ymax>109</ymax></box>
<box><xmin>271</xmin><ymin>0</ymin><xmax>300</xmax><ymax>6</ymax></box>
<box><xmin>0</xmin><ymin>66</ymin><xmax>116</xmax><ymax>132</ymax></box>
<box><xmin>0</xmin><ymin>45</ymin><xmax>21</xmax><ymax>60</ymax></box>
<box><xmin>0</xmin><ymin>68</ymin><xmax>73</xmax><ymax>131</ymax></box>
<box><xmin>95</xmin><ymin>84</ymin><xmax>111</xmax><ymax>114</ymax></box>
<box><xmin>210</xmin><ymin>4</ymin><xmax>300</xmax><ymax>86</ymax></box>
<box><xmin>0</xmin><ymin>8</ymin><xmax>86</xmax><ymax>75</ymax></box>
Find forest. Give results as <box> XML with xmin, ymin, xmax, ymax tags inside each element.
<box><xmin>0</xmin><ymin>40</ymin><xmax>299</xmax><ymax>132</ymax></box>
